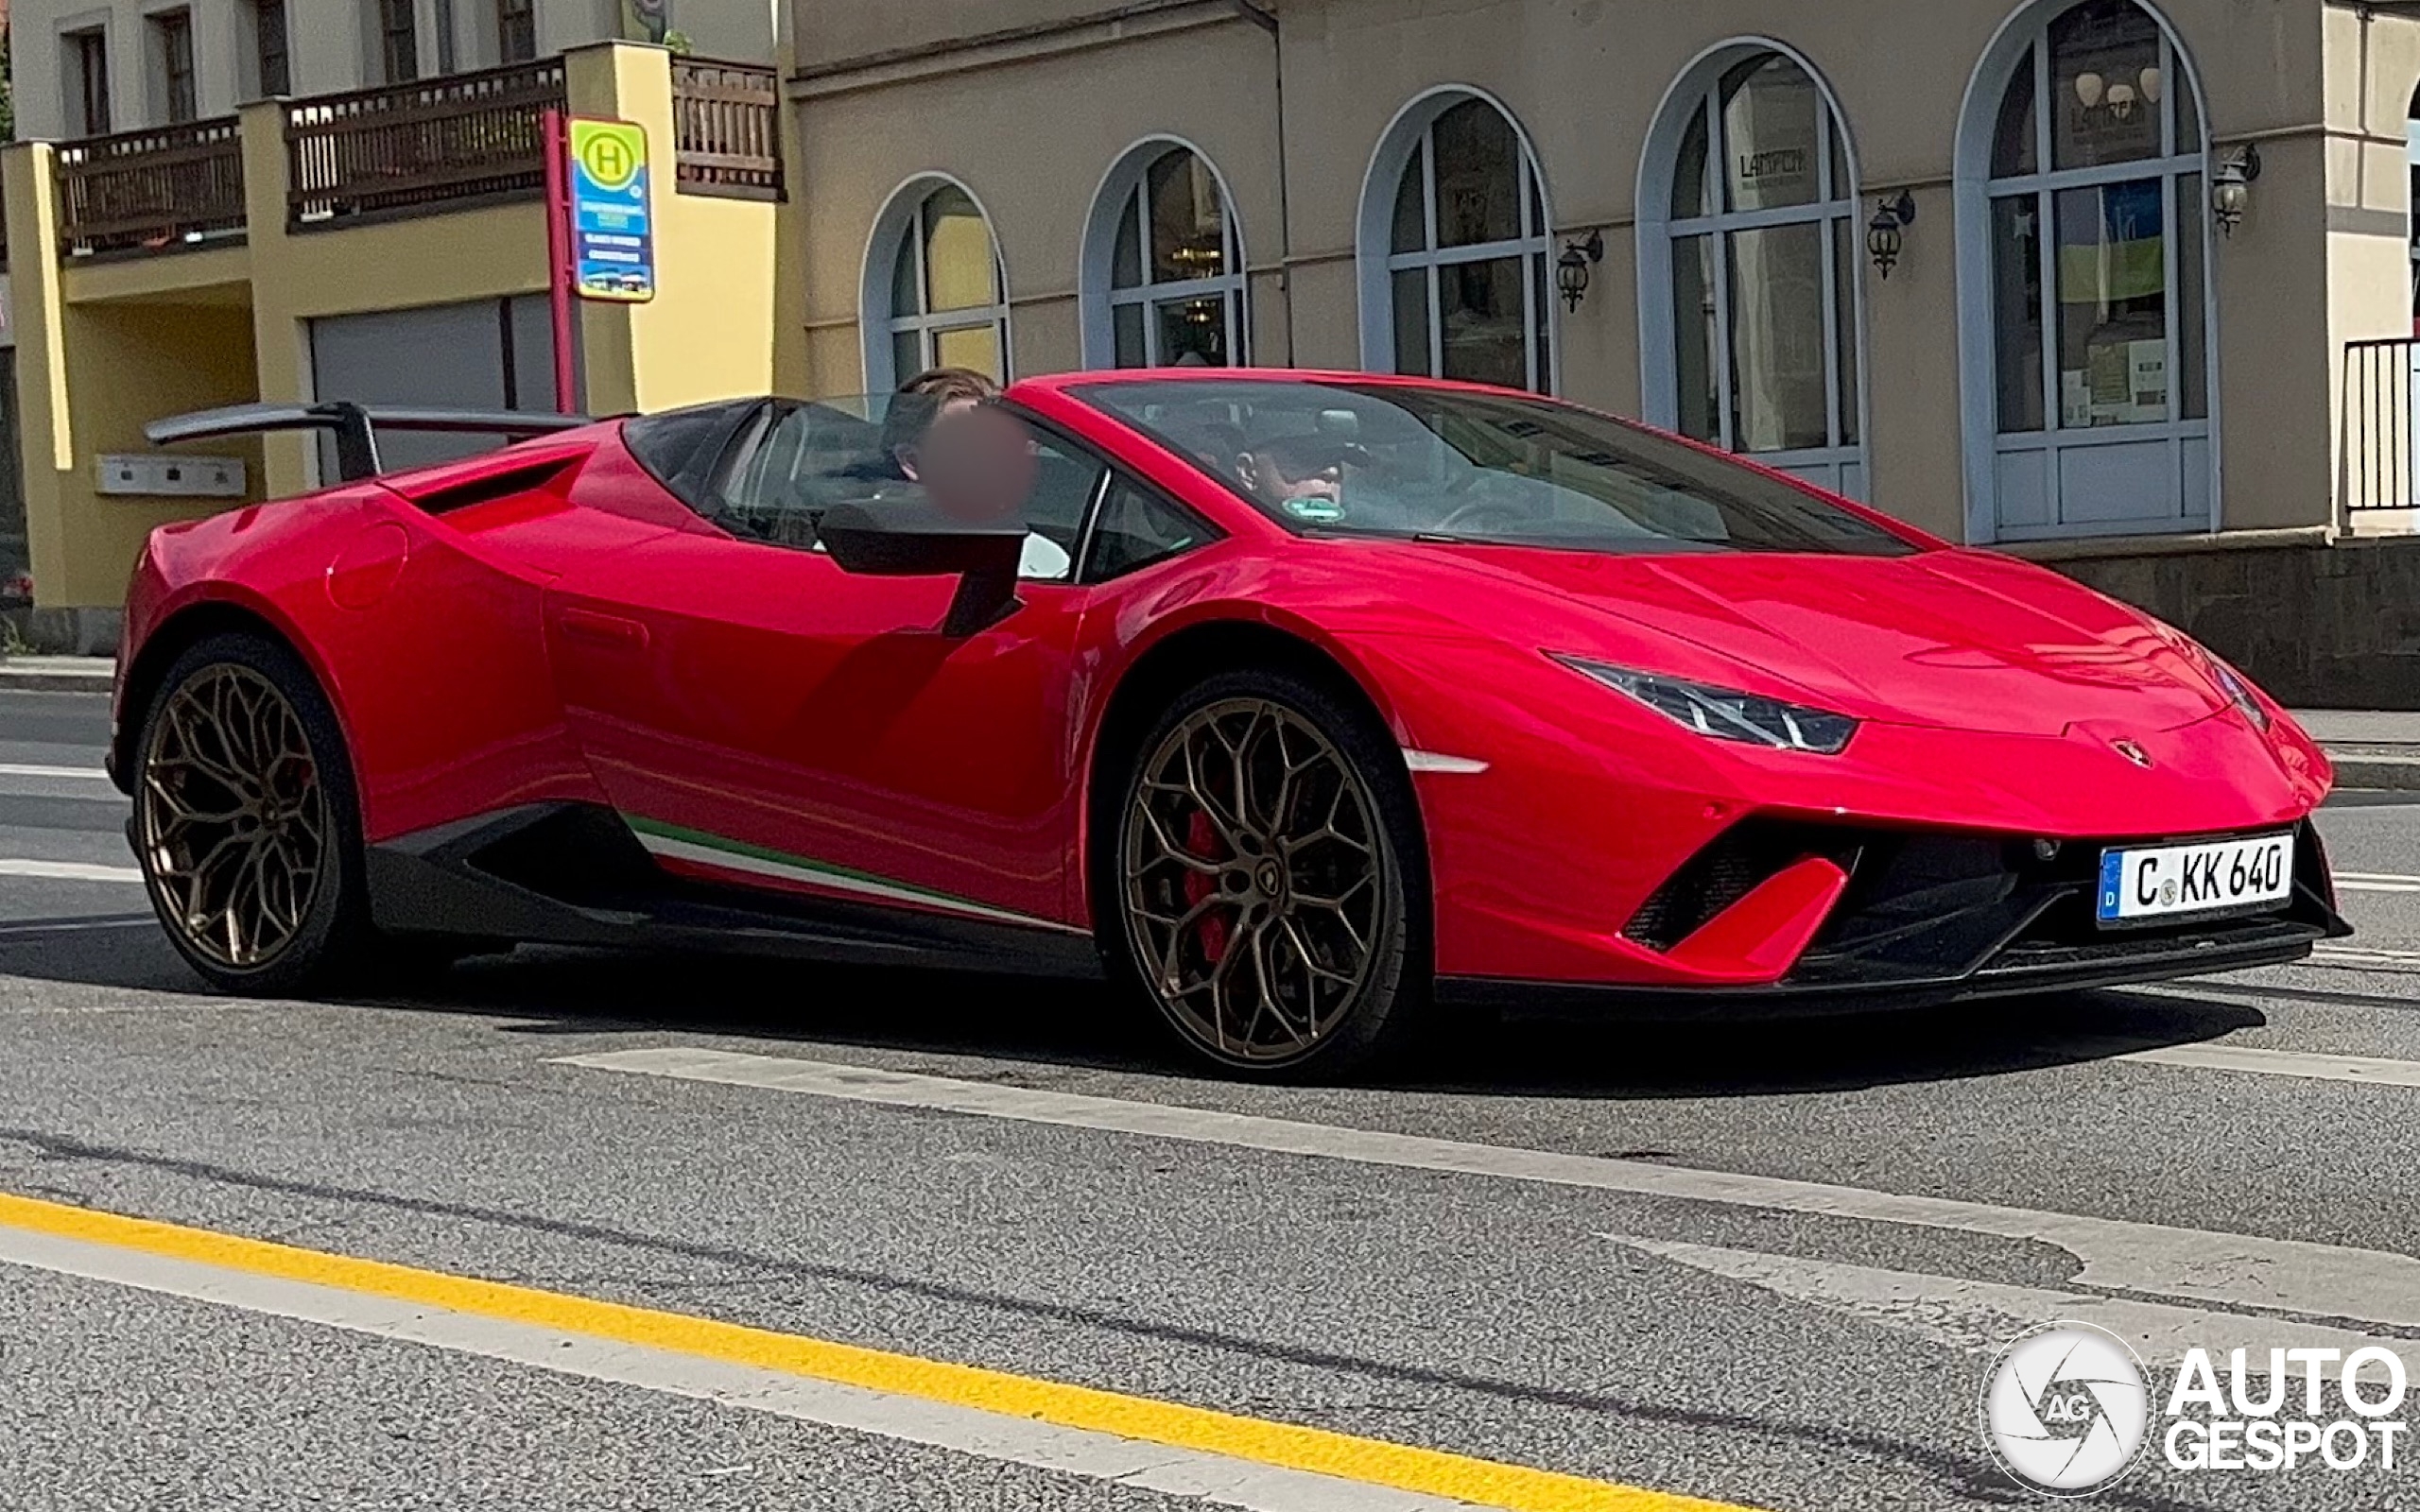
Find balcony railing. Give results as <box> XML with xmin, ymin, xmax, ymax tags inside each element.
<box><xmin>56</xmin><ymin>118</ymin><xmax>247</xmax><ymax>259</ymax></box>
<box><xmin>2342</xmin><ymin>336</ymin><xmax>2420</xmax><ymax>523</ymax></box>
<box><xmin>672</xmin><ymin>60</ymin><xmax>783</xmax><ymax>201</ymax></box>
<box><xmin>285</xmin><ymin>59</ymin><xmax>567</xmax><ymax>231</ymax></box>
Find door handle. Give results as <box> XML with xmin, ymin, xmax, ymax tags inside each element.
<box><xmin>556</xmin><ymin>608</ymin><xmax>650</xmax><ymax>652</ymax></box>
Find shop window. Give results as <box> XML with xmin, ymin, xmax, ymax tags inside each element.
<box><xmin>1082</xmin><ymin>144</ymin><xmax>1247</xmax><ymax>369</ymax></box>
<box><xmin>1645</xmin><ymin>48</ymin><xmax>1866</xmax><ymax>499</ymax></box>
<box><xmin>1359</xmin><ymin>91</ymin><xmax>1554</xmax><ymax>392</ymax></box>
<box><xmin>1960</xmin><ymin>0</ymin><xmax>2214</xmax><ymax>539</ymax></box>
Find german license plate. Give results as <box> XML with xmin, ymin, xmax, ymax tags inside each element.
<box><xmin>2096</xmin><ymin>833</ymin><xmax>2294</xmax><ymax>925</ymax></box>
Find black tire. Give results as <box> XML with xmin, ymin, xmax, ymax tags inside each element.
<box><xmin>1105</xmin><ymin>666</ymin><xmax>1429</xmax><ymax>1079</ymax></box>
<box><xmin>130</xmin><ymin>630</ymin><xmax>389</xmax><ymax>997</ymax></box>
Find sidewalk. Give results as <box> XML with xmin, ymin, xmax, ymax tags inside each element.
<box><xmin>7</xmin><ymin>655</ymin><xmax>2420</xmax><ymax>790</ymax></box>
<box><xmin>2290</xmin><ymin>711</ymin><xmax>2420</xmax><ymax>792</ymax></box>
<box><xmin>0</xmin><ymin>655</ymin><xmax>113</xmax><ymax>694</ymax></box>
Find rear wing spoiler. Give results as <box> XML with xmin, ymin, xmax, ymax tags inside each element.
<box><xmin>145</xmin><ymin>402</ymin><xmax>596</xmax><ymax>484</ymax></box>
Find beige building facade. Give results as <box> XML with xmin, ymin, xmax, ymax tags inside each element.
<box><xmin>786</xmin><ymin>0</ymin><xmax>2419</xmax><ymax>567</ymax></box>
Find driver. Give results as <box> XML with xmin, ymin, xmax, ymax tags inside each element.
<box><xmin>1236</xmin><ymin>434</ymin><xmax>1351</xmax><ymax>523</ymax></box>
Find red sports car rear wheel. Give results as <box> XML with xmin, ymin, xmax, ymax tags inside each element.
<box><xmin>133</xmin><ymin>632</ymin><xmax>390</xmax><ymax>995</ymax></box>
<box><xmin>1116</xmin><ymin>669</ymin><xmax>1424</xmax><ymax>1076</ymax></box>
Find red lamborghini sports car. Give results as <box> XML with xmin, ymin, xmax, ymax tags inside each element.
<box><xmin>112</xmin><ymin>371</ymin><xmax>2345</xmax><ymax>1075</ymax></box>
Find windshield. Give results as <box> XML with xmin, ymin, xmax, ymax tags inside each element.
<box><xmin>1069</xmin><ymin>379</ymin><xmax>1919</xmax><ymax>557</ymax></box>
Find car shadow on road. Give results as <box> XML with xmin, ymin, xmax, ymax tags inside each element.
<box><xmin>0</xmin><ymin>919</ymin><xmax>2288</xmax><ymax>1099</ymax></box>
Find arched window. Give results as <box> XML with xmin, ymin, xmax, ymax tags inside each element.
<box><xmin>1359</xmin><ymin>91</ymin><xmax>1554</xmax><ymax>392</ymax></box>
<box><xmin>1957</xmin><ymin>0</ymin><xmax>2214</xmax><ymax>540</ymax></box>
<box><xmin>865</xmin><ymin>179</ymin><xmax>1010</xmax><ymax>391</ymax></box>
<box><xmin>1081</xmin><ymin>142</ymin><xmax>1247</xmax><ymax>368</ymax></box>
<box><xmin>1639</xmin><ymin>46</ymin><xmax>1867</xmax><ymax>498</ymax></box>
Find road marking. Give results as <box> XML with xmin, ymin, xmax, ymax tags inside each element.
<box><xmin>2110</xmin><ymin>1041</ymin><xmax>2420</xmax><ymax>1087</ymax></box>
<box><xmin>0</xmin><ymin>914</ymin><xmax>153</xmax><ymax>938</ymax></box>
<box><xmin>2312</xmin><ymin>945</ymin><xmax>2420</xmax><ymax>970</ymax></box>
<box><xmin>557</xmin><ymin>1048</ymin><xmax>2420</xmax><ymax>1336</ymax></box>
<box><xmin>1602</xmin><ymin>1238</ymin><xmax>2410</xmax><ymax>1369</ymax></box>
<box><xmin>0</xmin><ymin>859</ymin><xmax>142</xmax><ymax>884</ymax></box>
<box><xmin>0</xmin><ymin>1192</ymin><xmax>1752</xmax><ymax>1512</ymax></box>
<box><xmin>0</xmin><ymin>763</ymin><xmax>112</xmax><ymax>782</ymax></box>
<box><xmin>2336</xmin><ymin>873</ymin><xmax>2420</xmax><ymax>894</ymax></box>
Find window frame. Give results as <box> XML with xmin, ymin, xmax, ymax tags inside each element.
<box><xmin>868</xmin><ymin>181</ymin><xmax>1012</xmax><ymax>392</ymax></box>
<box><xmin>1956</xmin><ymin>0</ymin><xmax>2218</xmax><ymax>543</ymax></box>
<box><xmin>1357</xmin><ymin>89</ymin><xmax>1557</xmax><ymax>395</ymax></box>
<box><xmin>1076</xmin><ymin>468</ymin><xmax>1225</xmax><ymax>585</ymax></box>
<box><xmin>64</xmin><ymin>26</ymin><xmax>113</xmax><ymax>138</ymax></box>
<box><xmin>495</xmin><ymin>0</ymin><xmax>537</xmax><ymax>64</ymax></box>
<box><xmin>149</xmin><ymin>8</ymin><xmax>198</xmax><ymax>124</ymax></box>
<box><xmin>1081</xmin><ymin>141</ymin><xmax>1250</xmax><ymax>369</ymax></box>
<box><xmin>376</xmin><ymin>0</ymin><xmax>419</xmax><ymax>83</ymax></box>
<box><xmin>1659</xmin><ymin>53</ymin><xmax>1862</xmax><ymax>489</ymax></box>
<box><xmin>250</xmin><ymin>0</ymin><xmax>292</xmax><ymax>97</ymax></box>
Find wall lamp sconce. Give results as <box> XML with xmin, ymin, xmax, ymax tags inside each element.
<box><xmin>1557</xmin><ymin>229</ymin><xmax>1604</xmax><ymax>313</ymax></box>
<box><xmin>1867</xmin><ymin>189</ymin><xmax>1917</xmax><ymax>279</ymax></box>
<box><xmin>2213</xmin><ymin>143</ymin><xmax>2261</xmax><ymax>236</ymax></box>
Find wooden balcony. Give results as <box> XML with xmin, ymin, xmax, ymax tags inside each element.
<box><xmin>285</xmin><ymin>59</ymin><xmax>568</xmax><ymax>231</ymax></box>
<box><xmin>55</xmin><ymin>118</ymin><xmax>247</xmax><ymax>259</ymax></box>
<box><xmin>672</xmin><ymin>60</ymin><xmax>783</xmax><ymax>201</ymax></box>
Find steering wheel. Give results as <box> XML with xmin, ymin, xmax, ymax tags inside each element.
<box><xmin>1431</xmin><ymin>496</ymin><xmax>1530</xmax><ymax>536</ymax></box>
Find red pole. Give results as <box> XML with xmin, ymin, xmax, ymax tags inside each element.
<box><xmin>543</xmin><ymin>107</ymin><xmax>577</xmax><ymax>415</ymax></box>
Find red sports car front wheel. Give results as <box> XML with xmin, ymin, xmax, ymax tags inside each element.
<box><xmin>1115</xmin><ymin>668</ymin><xmax>1426</xmax><ymax>1077</ymax></box>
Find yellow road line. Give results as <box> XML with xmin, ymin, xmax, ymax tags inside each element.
<box><xmin>0</xmin><ymin>1190</ymin><xmax>1762</xmax><ymax>1512</ymax></box>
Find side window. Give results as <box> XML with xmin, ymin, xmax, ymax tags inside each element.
<box><xmin>710</xmin><ymin>402</ymin><xmax>862</xmax><ymax>550</ymax></box>
<box><xmin>1083</xmin><ymin>477</ymin><xmax>1216</xmax><ymax>582</ymax></box>
<box><xmin>700</xmin><ymin>395</ymin><xmax>1107</xmax><ymax>585</ymax></box>
<box><xmin>1012</xmin><ymin>431</ymin><xmax>1106</xmax><ymax>583</ymax></box>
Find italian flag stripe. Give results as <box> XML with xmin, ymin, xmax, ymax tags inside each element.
<box><xmin>622</xmin><ymin>816</ymin><xmax>1088</xmax><ymax>936</ymax></box>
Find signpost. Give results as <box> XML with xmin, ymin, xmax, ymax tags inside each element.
<box><xmin>567</xmin><ymin>118</ymin><xmax>656</xmax><ymax>304</ymax></box>
<box><xmin>543</xmin><ymin>112</ymin><xmax>656</xmax><ymax>415</ymax></box>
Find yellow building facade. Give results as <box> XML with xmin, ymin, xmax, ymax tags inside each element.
<box><xmin>3</xmin><ymin>40</ymin><xmax>790</xmax><ymax>623</ymax></box>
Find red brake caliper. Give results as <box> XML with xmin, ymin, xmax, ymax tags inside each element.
<box><xmin>1183</xmin><ymin>810</ymin><xmax>1232</xmax><ymax>962</ymax></box>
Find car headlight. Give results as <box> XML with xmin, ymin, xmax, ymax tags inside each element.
<box><xmin>2147</xmin><ymin>619</ymin><xmax>2271</xmax><ymax>733</ymax></box>
<box><xmin>2208</xmin><ymin>659</ymin><xmax>2272</xmax><ymax>733</ymax></box>
<box><xmin>1552</xmin><ymin>655</ymin><xmax>1859</xmax><ymax>754</ymax></box>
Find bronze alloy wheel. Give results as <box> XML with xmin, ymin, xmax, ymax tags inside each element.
<box><xmin>1122</xmin><ymin>696</ymin><xmax>1388</xmax><ymax>1063</ymax></box>
<box><xmin>137</xmin><ymin>662</ymin><xmax>331</xmax><ymax>971</ymax></box>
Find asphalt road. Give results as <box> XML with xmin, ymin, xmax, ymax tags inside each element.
<box><xmin>5</xmin><ymin>684</ymin><xmax>2419</xmax><ymax>1512</ymax></box>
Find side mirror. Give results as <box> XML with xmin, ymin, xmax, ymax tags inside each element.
<box><xmin>816</xmin><ymin>501</ymin><xmax>1027</xmax><ymax>638</ymax></box>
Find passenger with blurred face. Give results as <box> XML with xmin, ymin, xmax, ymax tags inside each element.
<box><xmin>1236</xmin><ymin>435</ymin><xmax>1349</xmax><ymax>522</ymax></box>
<box><xmin>881</xmin><ymin>367</ymin><xmax>998</xmax><ymax>482</ymax></box>
<box><xmin>880</xmin><ymin>368</ymin><xmax>1070</xmax><ymax>580</ymax></box>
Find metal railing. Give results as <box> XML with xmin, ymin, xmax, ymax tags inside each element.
<box><xmin>55</xmin><ymin>117</ymin><xmax>247</xmax><ymax>258</ymax></box>
<box><xmin>2342</xmin><ymin>336</ymin><xmax>2420</xmax><ymax>522</ymax></box>
<box><xmin>285</xmin><ymin>59</ymin><xmax>566</xmax><ymax>230</ymax></box>
<box><xmin>672</xmin><ymin>59</ymin><xmax>783</xmax><ymax>201</ymax></box>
